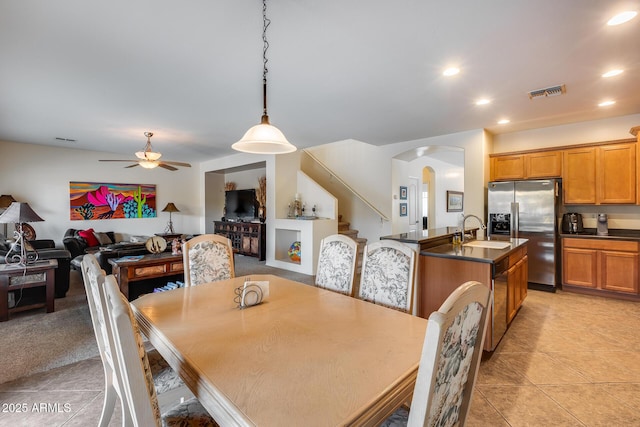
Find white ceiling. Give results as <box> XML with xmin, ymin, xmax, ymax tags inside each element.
<box><xmin>1</xmin><ymin>0</ymin><xmax>639</xmax><ymax>165</ymax></box>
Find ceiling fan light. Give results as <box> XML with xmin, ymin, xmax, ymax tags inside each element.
<box><xmin>136</xmin><ymin>150</ymin><xmax>162</xmax><ymax>160</ymax></box>
<box><xmin>232</xmin><ymin>120</ymin><xmax>296</xmax><ymax>154</ymax></box>
<box><xmin>139</xmin><ymin>160</ymin><xmax>159</xmax><ymax>169</ymax></box>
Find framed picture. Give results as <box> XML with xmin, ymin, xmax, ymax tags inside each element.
<box><xmin>446</xmin><ymin>191</ymin><xmax>463</xmax><ymax>212</ymax></box>
<box><xmin>399</xmin><ymin>186</ymin><xmax>407</xmax><ymax>200</ymax></box>
<box><xmin>399</xmin><ymin>203</ymin><xmax>408</xmax><ymax>217</ymax></box>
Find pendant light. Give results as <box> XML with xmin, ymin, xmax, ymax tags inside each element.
<box><xmin>232</xmin><ymin>0</ymin><xmax>296</xmax><ymax>154</ymax></box>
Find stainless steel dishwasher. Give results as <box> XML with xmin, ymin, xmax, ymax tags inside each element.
<box><xmin>488</xmin><ymin>256</ymin><xmax>509</xmax><ymax>350</ymax></box>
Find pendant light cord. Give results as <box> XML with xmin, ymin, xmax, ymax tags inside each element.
<box><xmin>262</xmin><ymin>0</ymin><xmax>270</xmax><ymax>122</ymax></box>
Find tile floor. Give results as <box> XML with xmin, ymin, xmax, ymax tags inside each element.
<box><xmin>1</xmin><ymin>283</ymin><xmax>639</xmax><ymax>426</ymax></box>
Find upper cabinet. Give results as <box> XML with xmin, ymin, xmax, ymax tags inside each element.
<box><xmin>490</xmin><ymin>138</ymin><xmax>637</xmax><ymax>206</ymax></box>
<box><xmin>563</xmin><ymin>143</ymin><xmax>636</xmax><ymax>205</ymax></box>
<box><xmin>490</xmin><ymin>151</ymin><xmax>561</xmax><ymax>181</ymax></box>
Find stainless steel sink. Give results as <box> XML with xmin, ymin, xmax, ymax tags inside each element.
<box><xmin>463</xmin><ymin>240</ymin><xmax>512</xmax><ymax>250</ymax></box>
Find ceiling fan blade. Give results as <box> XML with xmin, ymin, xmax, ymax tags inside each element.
<box><xmin>160</xmin><ymin>160</ymin><xmax>192</xmax><ymax>167</ymax></box>
<box><xmin>158</xmin><ymin>163</ymin><xmax>178</xmax><ymax>171</ymax></box>
<box><xmin>125</xmin><ymin>163</ymin><xmax>139</xmax><ymax>168</ymax></box>
<box><xmin>99</xmin><ymin>159</ymin><xmax>139</xmax><ymax>162</ymax></box>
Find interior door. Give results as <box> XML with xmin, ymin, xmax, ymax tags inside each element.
<box><xmin>408</xmin><ymin>177</ymin><xmax>420</xmax><ymax>232</ymax></box>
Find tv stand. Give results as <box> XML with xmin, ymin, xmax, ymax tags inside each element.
<box><xmin>214</xmin><ymin>221</ymin><xmax>266</xmax><ymax>261</ymax></box>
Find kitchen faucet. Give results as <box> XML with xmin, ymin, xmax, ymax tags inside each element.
<box><xmin>460</xmin><ymin>214</ymin><xmax>487</xmax><ymax>243</ymax></box>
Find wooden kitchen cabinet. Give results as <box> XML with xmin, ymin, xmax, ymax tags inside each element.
<box><xmin>490</xmin><ymin>151</ymin><xmax>562</xmax><ymax>181</ymax></box>
<box><xmin>563</xmin><ymin>143</ymin><xmax>636</xmax><ymax>204</ymax></box>
<box><xmin>506</xmin><ymin>250</ymin><xmax>528</xmax><ymax>324</ymax></box>
<box><xmin>598</xmin><ymin>143</ymin><xmax>636</xmax><ymax>204</ymax></box>
<box><xmin>491</xmin><ymin>155</ymin><xmax>525</xmax><ymax>181</ymax></box>
<box><xmin>525</xmin><ymin>151</ymin><xmax>562</xmax><ymax>178</ymax></box>
<box><xmin>562</xmin><ymin>238</ymin><xmax>639</xmax><ymax>297</ymax></box>
<box><xmin>563</xmin><ymin>147</ymin><xmax>597</xmax><ymax>204</ymax></box>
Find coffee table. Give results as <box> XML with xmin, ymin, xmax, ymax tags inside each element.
<box><xmin>109</xmin><ymin>252</ymin><xmax>183</xmax><ymax>300</ymax></box>
<box><xmin>0</xmin><ymin>259</ymin><xmax>58</xmax><ymax>321</ymax></box>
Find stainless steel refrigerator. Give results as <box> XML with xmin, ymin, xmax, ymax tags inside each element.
<box><xmin>488</xmin><ymin>179</ymin><xmax>560</xmax><ymax>291</ymax></box>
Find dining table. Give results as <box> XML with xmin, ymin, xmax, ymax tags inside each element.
<box><xmin>131</xmin><ymin>274</ymin><xmax>429</xmax><ymax>427</ymax></box>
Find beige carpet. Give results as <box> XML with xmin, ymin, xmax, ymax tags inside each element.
<box><xmin>0</xmin><ymin>255</ymin><xmax>314</xmax><ymax>385</ymax></box>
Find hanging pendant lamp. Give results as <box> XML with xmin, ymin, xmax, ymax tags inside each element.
<box><xmin>232</xmin><ymin>0</ymin><xmax>296</xmax><ymax>154</ymax></box>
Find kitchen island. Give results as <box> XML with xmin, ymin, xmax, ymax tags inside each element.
<box><xmin>420</xmin><ymin>238</ymin><xmax>528</xmax><ymax>351</ymax></box>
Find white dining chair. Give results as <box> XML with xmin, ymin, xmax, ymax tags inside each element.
<box><xmin>315</xmin><ymin>234</ymin><xmax>359</xmax><ymax>296</ymax></box>
<box><xmin>380</xmin><ymin>281</ymin><xmax>491</xmax><ymax>427</ymax></box>
<box><xmin>358</xmin><ymin>240</ymin><xmax>417</xmax><ymax>313</ymax></box>
<box><xmin>80</xmin><ymin>254</ymin><xmax>185</xmax><ymax>427</ymax></box>
<box><xmin>102</xmin><ymin>274</ymin><xmax>218</xmax><ymax>426</ymax></box>
<box><xmin>182</xmin><ymin>234</ymin><xmax>235</xmax><ymax>286</ymax></box>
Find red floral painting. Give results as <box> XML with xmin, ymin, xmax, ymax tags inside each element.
<box><xmin>69</xmin><ymin>182</ymin><xmax>157</xmax><ymax>220</ymax></box>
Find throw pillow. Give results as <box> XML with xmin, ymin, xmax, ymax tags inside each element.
<box><xmin>93</xmin><ymin>231</ymin><xmax>113</xmax><ymax>245</ymax></box>
<box><xmin>78</xmin><ymin>228</ymin><xmax>100</xmax><ymax>247</ymax></box>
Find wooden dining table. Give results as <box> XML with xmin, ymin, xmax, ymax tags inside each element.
<box><xmin>131</xmin><ymin>274</ymin><xmax>428</xmax><ymax>427</ymax></box>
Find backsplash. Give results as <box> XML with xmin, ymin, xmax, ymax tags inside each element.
<box><xmin>558</xmin><ymin>205</ymin><xmax>640</xmax><ymax>230</ymax></box>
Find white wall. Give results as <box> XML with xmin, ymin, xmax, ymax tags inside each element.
<box><xmin>493</xmin><ymin>113</ymin><xmax>640</xmax><ymax>153</ymax></box>
<box><xmin>0</xmin><ymin>140</ymin><xmax>200</xmax><ymax>243</ymax></box>
<box><xmin>406</xmin><ymin>156</ymin><xmax>464</xmax><ymax>229</ymax></box>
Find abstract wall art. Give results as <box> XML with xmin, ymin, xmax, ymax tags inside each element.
<box><xmin>70</xmin><ymin>182</ymin><xmax>157</xmax><ymax>220</ymax></box>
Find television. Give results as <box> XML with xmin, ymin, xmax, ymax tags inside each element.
<box><xmin>224</xmin><ymin>189</ymin><xmax>257</xmax><ymax>220</ymax></box>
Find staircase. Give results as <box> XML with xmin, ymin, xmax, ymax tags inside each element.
<box><xmin>338</xmin><ymin>215</ymin><xmax>366</xmax><ymax>286</ymax></box>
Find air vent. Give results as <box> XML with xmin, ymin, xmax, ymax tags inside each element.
<box><xmin>528</xmin><ymin>84</ymin><xmax>566</xmax><ymax>100</ymax></box>
<box><xmin>55</xmin><ymin>137</ymin><xmax>76</xmax><ymax>142</ymax></box>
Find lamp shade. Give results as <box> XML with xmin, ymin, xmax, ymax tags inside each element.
<box><xmin>162</xmin><ymin>203</ymin><xmax>180</xmax><ymax>213</ymax></box>
<box><xmin>232</xmin><ymin>120</ymin><xmax>297</xmax><ymax>154</ymax></box>
<box><xmin>0</xmin><ymin>202</ymin><xmax>44</xmax><ymax>223</ymax></box>
<box><xmin>0</xmin><ymin>195</ymin><xmax>16</xmax><ymax>209</ymax></box>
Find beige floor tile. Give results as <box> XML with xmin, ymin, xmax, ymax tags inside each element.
<box><xmin>540</xmin><ymin>383</ymin><xmax>640</xmax><ymax>426</ymax></box>
<box><xmin>477</xmin><ymin>384</ymin><xmax>583</xmax><ymax>427</ymax></box>
<box><xmin>62</xmin><ymin>391</ymin><xmax>124</xmax><ymax>426</ymax></box>
<box><xmin>466</xmin><ymin>390</ymin><xmax>510</xmax><ymax>427</ymax></box>
<box><xmin>547</xmin><ymin>351</ymin><xmax>640</xmax><ymax>382</ymax></box>
<box><xmin>495</xmin><ymin>352</ymin><xmax>590</xmax><ymax>385</ymax></box>
<box><xmin>598</xmin><ymin>383</ymin><xmax>640</xmax><ymax>412</ymax></box>
<box><xmin>476</xmin><ymin>353</ymin><xmax>533</xmax><ymax>386</ymax></box>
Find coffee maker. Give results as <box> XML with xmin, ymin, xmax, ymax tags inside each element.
<box><xmin>562</xmin><ymin>213</ymin><xmax>584</xmax><ymax>234</ymax></box>
<box><xmin>597</xmin><ymin>213</ymin><xmax>609</xmax><ymax>236</ymax></box>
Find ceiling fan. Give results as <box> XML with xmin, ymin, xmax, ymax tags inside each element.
<box><xmin>99</xmin><ymin>132</ymin><xmax>192</xmax><ymax>171</ymax></box>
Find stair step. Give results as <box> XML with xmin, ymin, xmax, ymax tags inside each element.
<box><xmin>339</xmin><ymin>229</ymin><xmax>359</xmax><ymax>238</ymax></box>
<box><xmin>338</xmin><ymin>221</ymin><xmax>351</xmax><ymax>231</ymax></box>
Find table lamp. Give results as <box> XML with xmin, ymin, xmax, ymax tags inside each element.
<box><xmin>0</xmin><ymin>202</ymin><xmax>44</xmax><ymax>265</ymax></box>
<box><xmin>162</xmin><ymin>202</ymin><xmax>180</xmax><ymax>234</ymax></box>
<box><xmin>0</xmin><ymin>195</ymin><xmax>16</xmax><ymax>239</ymax></box>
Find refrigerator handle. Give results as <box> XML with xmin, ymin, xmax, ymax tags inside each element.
<box><xmin>511</xmin><ymin>202</ymin><xmax>519</xmax><ymax>239</ymax></box>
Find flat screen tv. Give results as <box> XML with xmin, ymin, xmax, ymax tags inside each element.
<box><xmin>225</xmin><ymin>189</ymin><xmax>257</xmax><ymax>220</ymax></box>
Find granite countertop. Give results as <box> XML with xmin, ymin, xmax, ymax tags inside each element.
<box><xmin>560</xmin><ymin>228</ymin><xmax>640</xmax><ymax>241</ymax></box>
<box><xmin>380</xmin><ymin>226</ymin><xmax>478</xmax><ymax>244</ymax></box>
<box><xmin>420</xmin><ymin>238</ymin><xmax>529</xmax><ymax>264</ymax></box>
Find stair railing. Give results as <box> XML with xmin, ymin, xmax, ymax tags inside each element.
<box><xmin>303</xmin><ymin>149</ymin><xmax>389</xmax><ymax>222</ymax></box>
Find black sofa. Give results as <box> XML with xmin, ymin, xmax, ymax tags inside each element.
<box><xmin>0</xmin><ymin>238</ymin><xmax>72</xmax><ymax>298</ymax></box>
<box><xmin>63</xmin><ymin>228</ymin><xmax>166</xmax><ymax>274</ymax></box>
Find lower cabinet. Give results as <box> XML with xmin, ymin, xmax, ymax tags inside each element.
<box><xmin>562</xmin><ymin>238</ymin><xmax>639</xmax><ymax>297</ymax></box>
<box><xmin>507</xmin><ymin>249</ymin><xmax>528</xmax><ymax>324</ymax></box>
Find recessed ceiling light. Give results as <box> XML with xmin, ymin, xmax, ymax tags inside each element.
<box><xmin>607</xmin><ymin>11</ymin><xmax>637</xmax><ymax>26</ymax></box>
<box><xmin>598</xmin><ymin>100</ymin><xmax>616</xmax><ymax>107</ymax></box>
<box><xmin>497</xmin><ymin>119</ymin><xmax>510</xmax><ymax>125</ymax></box>
<box><xmin>475</xmin><ymin>99</ymin><xmax>491</xmax><ymax>105</ymax></box>
<box><xmin>443</xmin><ymin>67</ymin><xmax>460</xmax><ymax>77</ymax></box>
<box><xmin>602</xmin><ymin>69</ymin><xmax>624</xmax><ymax>78</ymax></box>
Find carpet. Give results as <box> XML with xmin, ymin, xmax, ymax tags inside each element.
<box><xmin>0</xmin><ymin>255</ymin><xmax>314</xmax><ymax>385</ymax></box>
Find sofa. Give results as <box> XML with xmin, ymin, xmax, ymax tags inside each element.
<box><xmin>0</xmin><ymin>237</ymin><xmax>72</xmax><ymax>298</ymax></box>
<box><xmin>63</xmin><ymin>228</ymin><xmax>168</xmax><ymax>274</ymax></box>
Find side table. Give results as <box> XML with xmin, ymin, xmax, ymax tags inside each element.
<box><xmin>0</xmin><ymin>259</ymin><xmax>58</xmax><ymax>321</ymax></box>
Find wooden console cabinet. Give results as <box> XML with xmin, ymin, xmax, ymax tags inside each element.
<box><xmin>214</xmin><ymin>221</ymin><xmax>266</xmax><ymax>261</ymax></box>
